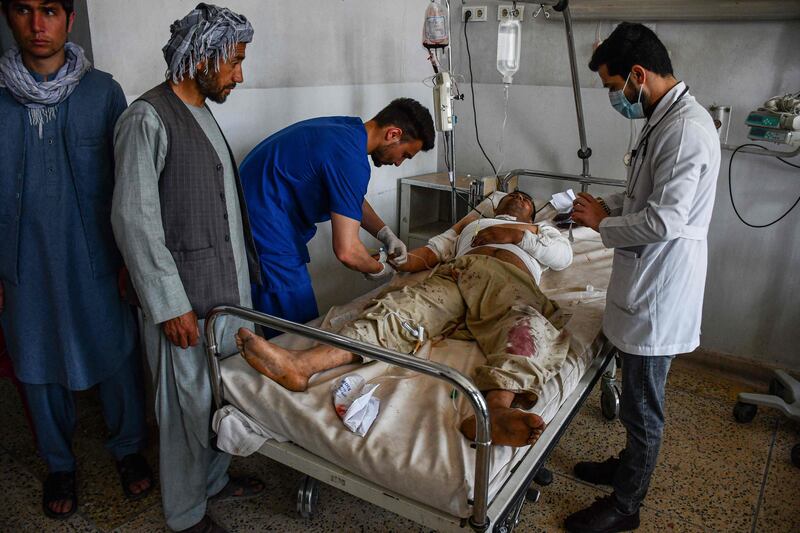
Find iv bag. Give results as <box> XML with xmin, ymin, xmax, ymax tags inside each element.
<box><xmin>496</xmin><ymin>18</ymin><xmax>521</xmax><ymax>84</ymax></box>
<box><xmin>423</xmin><ymin>0</ymin><xmax>449</xmax><ymax>49</ymax></box>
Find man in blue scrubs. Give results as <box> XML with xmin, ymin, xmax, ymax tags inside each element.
<box><xmin>240</xmin><ymin>98</ymin><xmax>435</xmax><ymax>333</ymax></box>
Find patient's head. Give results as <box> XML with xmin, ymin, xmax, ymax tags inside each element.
<box><xmin>495</xmin><ymin>191</ymin><xmax>535</xmax><ymax>222</ymax></box>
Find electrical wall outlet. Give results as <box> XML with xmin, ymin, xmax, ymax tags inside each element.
<box><xmin>497</xmin><ymin>3</ymin><xmax>524</xmax><ymax>21</ymax></box>
<box><xmin>462</xmin><ymin>6</ymin><xmax>488</xmax><ymax>22</ymax></box>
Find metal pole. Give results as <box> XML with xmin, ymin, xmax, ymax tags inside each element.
<box><xmin>507</xmin><ymin>1</ymin><xmax>595</xmax><ymax>191</ymax></box>
<box><xmin>448</xmin><ymin>130</ymin><xmax>458</xmax><ymax>223</ymax></box>
<box><xmin>446</xmin><ymin>0</ymin><xmax>454</xmax><ymax>72</ymax></box>
<box><xmin>557</xmin><ymin>2</ymin><xmax>593</xmax><ymax>187</ymax></box>
<box><xmin>205</xmin><ymin>312</ymin><xmax>225</xmax><ymax>411</ymax></box>
<box><xmin>446</xmin><ymin>0</ymin><xmax>458</xmax><ymax>223</ymax></box>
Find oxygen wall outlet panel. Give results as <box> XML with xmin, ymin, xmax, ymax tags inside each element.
<box><xmin>462</xmin><ymin>6</ymin><xmax>488</xmax><ymax>22</ymax></box>
<box><xmin>498</xmin><ymin>4</ymin><xmax>524</xmax><ymax>21</ymax></box>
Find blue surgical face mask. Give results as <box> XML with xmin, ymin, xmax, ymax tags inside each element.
<box><xmin>609</xmin><ymin>73</ymin><xmax>645</xmax><ymax>120</ymax></box>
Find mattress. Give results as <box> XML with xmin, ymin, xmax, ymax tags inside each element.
<box><xmin>219</xmin><ymin>222</ymin><xmax>613</xmax><ymax>518</ymax></box>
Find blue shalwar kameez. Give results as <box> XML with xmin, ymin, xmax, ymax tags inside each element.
<box><xmin>0</xmin><ymin>70</ymin><xmax>144</xmax><ymax>472</ymax></box>
<box><xmin>239</xmin><ymin>116</ymin><xmax>371</xmax><ymax>335</ymax></box>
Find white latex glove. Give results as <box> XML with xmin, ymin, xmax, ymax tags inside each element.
<box><xmin>364</xmin><ymin>260</ymin><xmax>395</xmax><ymax>282</ymax></box>
<box><xmin>376</xmin><ymin>226</ymin><xmax>407</xmax><ymax>265</ymax></box>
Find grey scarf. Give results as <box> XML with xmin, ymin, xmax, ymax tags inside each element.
<box><xmin>0</xmin><ymin>42</ymin><xmax>91</xmax><ymax>134</ymax></box>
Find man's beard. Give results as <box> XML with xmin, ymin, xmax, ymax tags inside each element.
<box><xmin>197</xmin><ymin>70</ymin><xmax>234</xmax><ymax>103</ymax></box>
<box><xmin>370</xmin><ymin>146</ymin><xmax>390</xmax><ymax>167</ymax></box>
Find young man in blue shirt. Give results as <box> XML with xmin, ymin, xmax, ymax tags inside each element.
<box><xmin>0</xmin><ymin>0</ymin><xmax>151</xmax><ymax>519</ymax></box>
<box><xmin>239</xmin><ymin>98</ymin><xmax>435</xmax><ymax>333</ymax></box>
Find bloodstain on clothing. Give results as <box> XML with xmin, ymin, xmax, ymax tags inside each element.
<box><xmin>507</xmin><ymin>319</ymin><xmax>537</xmax><ymax>358</ymax></box>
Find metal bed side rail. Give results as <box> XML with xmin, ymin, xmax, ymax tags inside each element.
<box><xmin>204</xmin><ymin>304</ymin><xmax>493</xmax><ymax>532</ymax></box>
<box><xmin>500</xmin><ymin>168</ymin><xmax>626</xmax><ymax>192</ymax></box>
<box><xmin>487</xmin><ymin>340</ymin><xmax>617</xmax><ymax>530</ymax></box>
<box><xmin>255</xmin><ymin>439</ymin><xmax>471</xmax><ymax>532</ymax></box>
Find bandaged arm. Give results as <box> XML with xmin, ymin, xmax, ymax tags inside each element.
<box><xmin>518</xmin><ymin>224</ymin><xmax>573</xmax><ymax>271</ymax></box>
<box><xmin>392</xmin><ymin>228</ymin><xmax>456</xmax><ymax>273</ymax></box>
<box><xmin>426</xmin><ymin>228</ymin><xmax>458</xmax><ymax>262</ymax></box>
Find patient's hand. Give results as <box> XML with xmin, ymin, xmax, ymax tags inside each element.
<box><xmin>572</xmin><ymin>192</ymin><xmax>607</xmax><ymax>231</ymax></box>
<box><xmin>472</xmin><ymin>226</ymin><xmax>528</xmax><ymax>247</ymax></box>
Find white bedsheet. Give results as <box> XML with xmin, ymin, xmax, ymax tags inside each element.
<box><xmin>218</xmin><ymin>224</ymin><xmax>613</xmax><ymax>518</ymax></box>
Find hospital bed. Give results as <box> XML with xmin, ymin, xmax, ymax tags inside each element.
<box><xmin>204</xmin><ymin>199</ymin><xmax>625</xmax><ymax>532</ymax></box>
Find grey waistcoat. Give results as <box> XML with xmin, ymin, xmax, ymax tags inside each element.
<box><xmin>135</xmin><ymin>82</ymin><xmax>261</xmax><ymax>318</ymax></box>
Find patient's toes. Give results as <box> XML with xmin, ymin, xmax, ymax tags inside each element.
<box><xmin>526</xmin><ymin>412</ymin><xmax>545</xmax><ymax>430</ymax></box>
<box><xmin>237</xmin><ymin>327</ymin><xmax>256</xmax><ymax>344</ymax></box>
<box><xmin>237</xmin><ymin>333</ymin><xmax>310</xmax><ymax>392</ymax></box>
<box><xmin>460</xmin><ymin>409</ymin><xmax>545</xmax><ymax>447</ymax></box>
<box><xmin>490</xmin><ymin>408</ymin><xmax>546</xmax><ymax>447</ymax></box>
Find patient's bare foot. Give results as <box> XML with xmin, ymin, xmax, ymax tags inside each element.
<box><xmin>460</xmin><ymin>408</ymin><xmax>545</xmax><ymax>447</ymax></box>
<box><xmin>235</xmin><ymin>328</ymin><xmax>309</xmax><ymax>392</ymax></box>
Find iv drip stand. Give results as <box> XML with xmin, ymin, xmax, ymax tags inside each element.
<box><xmin>498</xmin><ymin>0</ymin><xmax>602</xmax><ymax>193</ymax></box>
<box><xmin>445</xmin><ymin>0</ymin><xmax>458</xmax><ymax>222</ymax></box>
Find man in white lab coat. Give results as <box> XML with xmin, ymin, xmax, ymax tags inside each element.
<box><xmin>566</xmin><ymin>22</ymin><xmax>721</xmax><ymax>533</ymax></box>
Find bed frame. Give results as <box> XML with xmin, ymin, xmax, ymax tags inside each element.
<box><xmin>205</xmin><ymin>305</ymin><xmax>620</xmax><ymax>532</ymax></box>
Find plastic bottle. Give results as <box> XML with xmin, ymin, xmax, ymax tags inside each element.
<box><xmin>422</xmin><ymin>0</ymin><xmax>449</xmax><ymax>49</ymax></box>
<box><xmin>496</xmin><ymin>18</ymin><xmax>521</xmax><ymax>84</ymax></box>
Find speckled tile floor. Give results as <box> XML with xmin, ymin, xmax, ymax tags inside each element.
<box><xmin>0</xmin><ymin>355</ymin><xmax>797</xmax><ymax>532</ymax></box>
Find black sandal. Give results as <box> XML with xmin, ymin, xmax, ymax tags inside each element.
<box><xmin>115</xmin><ymin>453</ymin><xmax>154</xmax><ymax>501</ymax></box>
<box><xmin>178</xmin><ymin>514</ymin><xmax>228</xmax><ymax>533</ymax></box>
<box><xmin>210</xmin><ymin>475</ymin><xmax>265</xmax><ymax>502</ymax></box>
<box><xmin>42</xmin><ymin>471</ymin><xmax>77</xmax><ymax>520</ymax></box>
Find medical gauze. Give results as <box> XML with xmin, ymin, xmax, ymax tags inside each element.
<box><xmin>332</xmin><ymin>375</ymin><xmax>380</xmax><ymax>437</ymax></box>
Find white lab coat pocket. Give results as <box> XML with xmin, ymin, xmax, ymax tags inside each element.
<box><xmin>607</xmin><ymin>248</ymin><xmax>644</xmax><ymax>314</ymax></box>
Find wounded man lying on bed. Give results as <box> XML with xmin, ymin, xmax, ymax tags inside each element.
<box><xmin>236</xmin><ymin>190</ymin><xmax>573</xmax><ymax>447</ymax></box>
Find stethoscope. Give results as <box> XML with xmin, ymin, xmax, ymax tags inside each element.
<box><xmin>624</xmin><ymin>85</ymin><xmax>690</xmax><ymax>198</ymax></box>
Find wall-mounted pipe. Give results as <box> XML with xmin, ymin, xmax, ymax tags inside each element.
<box><xmin>570</xmin><ymin>0</ymin><xmax>800</xmax><ymax>21</ymax></box>
<box><xmin>506</xmin><ymin>0</ymin><xmax>800</xmax><ymax>21</ymax></box>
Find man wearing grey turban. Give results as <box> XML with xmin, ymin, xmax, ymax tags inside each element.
<box><xmin>112</xmin><ymin>4</ymin><xmax>264</xmax><ymax>531</ymax></box>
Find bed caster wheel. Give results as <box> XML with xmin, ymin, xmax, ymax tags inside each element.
<box><xmin>791</xmin><ymin>444</ymin><xmax>800</xmax><ymax>468</ymax></box>
<box><xmin>733</xmin><ymin>401</ymin><xmax>757</xmax><ymax>423</ymax></box>
<box><xmin>296</xmin><ymin>475</ymin><xmax>319</xmax><ymax>519</ymax></box>
<box><xmin>525</xmin><ymin>486</ymin><xmax>541</xmax><ymax>503</ymax></box>
<box><xmin>499</xmin><ymin>494</ymin><xmax>526</xmax><ymax>533</ymax></box>
<box><xmin>533</xmin><ymin>467</ymin><xmax>553</xmax><ymax>486</ymax></box>
<box><xmin>600</xmin><ymin>385</ymin><xmax>620</xmax><ymax>420</ymax></box>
